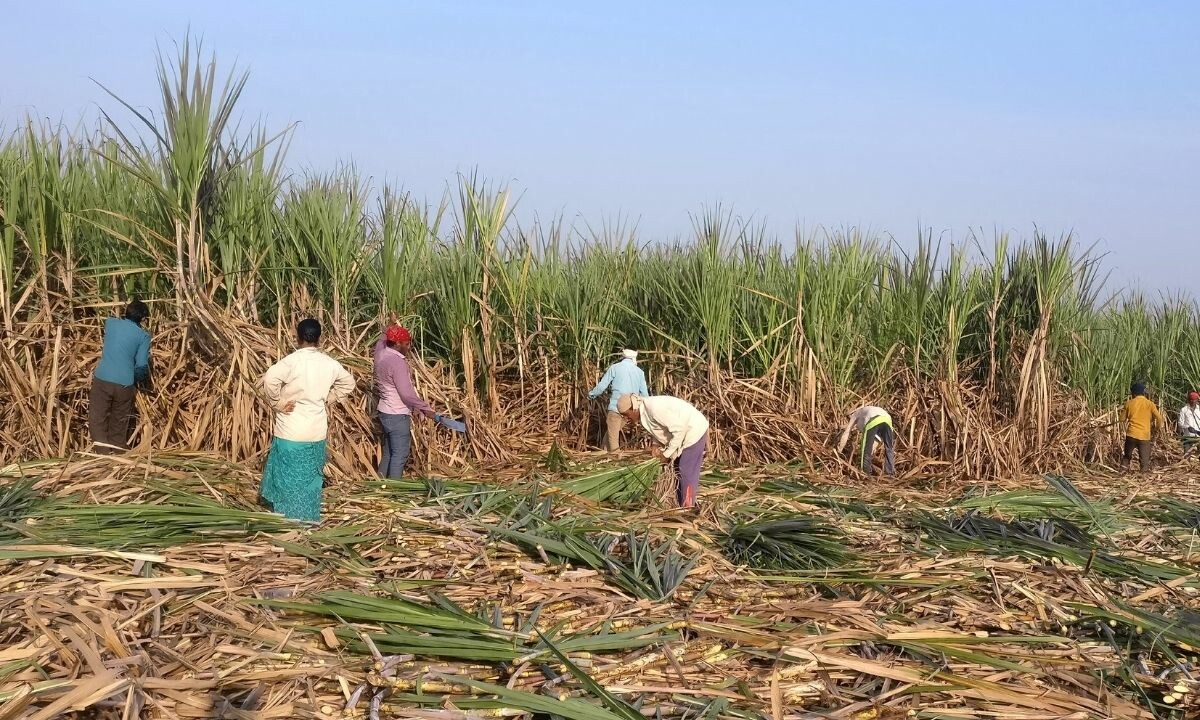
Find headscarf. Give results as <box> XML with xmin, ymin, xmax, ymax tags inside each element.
<box><xmin>1189</xmin><ymin>391</ymin><xmax>1198</xmax><ymax>403</ymax></box>
<box><xmin>386</xmin><ymin>325</ymin><xmax>411</xmax><ymax>344</ymax></box>
<box><xmin>622</xmin><ymin>348</ymin><xmax>638</xmax><ymax>361</ymax></box>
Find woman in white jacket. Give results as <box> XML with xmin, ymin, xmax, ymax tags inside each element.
<box><xmin>617</xmin><ymin>393</ymin><xmax>709</xmax><ymax>508</ymax></box>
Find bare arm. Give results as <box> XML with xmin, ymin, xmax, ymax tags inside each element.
<box><xmin>835</xmin><ymin>415</ymin><xmax>856</xmax><ymax>453</ymax></box>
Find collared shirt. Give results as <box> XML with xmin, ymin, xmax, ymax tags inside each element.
<box><xmin>373</xmin><ymin>336</ymin><xmax>431</xmax><ymax>416</ymax></box>
<box><xmin>588</xmin><ymin>358</ymin><xmax>649</xmax><ymax>412</ymax></box>
<box><xmin>1124</xmin><ymin>396</ymin><xmax>1164</xmax><ymax>441</ymax></box>
<box><xmin>261</xmin><ymin>347</ymin><xmax>356</xmax><ymax>442</ymax></box>
<box><xmin>634</xmin><ymin>395</ymin><xmax>709</xmax><ymax>460</ymax></box>
<box><xmin>1179</xmin><ymin>404</ymin><xmax>1200</xmax><ymax>435</ymax></box>
<box><xmin>94</xmin><ymin>317</ymin><xmax>151</xmax><ymax>387</ymax></box>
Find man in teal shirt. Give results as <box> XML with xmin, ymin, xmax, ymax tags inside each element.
<box><xmin>588</xmin><ymin>349</ymin><xmax>649</xmax><ymax>451</ymax></box>
<box><xmin>90</xmin><ymin>300</ymin><xmax>151</xmax><ymax>453</ymax></box>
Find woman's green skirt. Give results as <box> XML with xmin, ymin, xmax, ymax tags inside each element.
<box><xmin>261</xmin><ymin>437</ymin><xmax>328</xmax><ymax>523</ymax></box>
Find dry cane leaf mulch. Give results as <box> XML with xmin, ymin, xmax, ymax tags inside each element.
<box><xmin>2</xmin><ymin>451</ymin><xmax>1200</xmax><ymax>719</ymax></box>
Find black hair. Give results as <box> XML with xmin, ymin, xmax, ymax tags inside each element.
<box><xmin>1131</xmin><ymin>382</ymin><xmax>1146</xmax><ymax>396</ymax></box>
<box><xmin>124</xmin><ymin>300</ymin><xmax>149</xmax><ymax>324</ymax></box>
<box><xmin>297</xmin><ymin>318</ymin><xmax>322</xmax><ymax>344</ymax></box>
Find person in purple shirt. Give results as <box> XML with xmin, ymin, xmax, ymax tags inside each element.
<box><xmin>373</xmin><ymin>321</ymin><xmax>435</xmax><ymax>478</ymax></box>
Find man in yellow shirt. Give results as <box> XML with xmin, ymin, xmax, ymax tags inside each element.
<box><xmin>1122</xmin><ymin>382</ymin><xmax>1165</xmax><ymax>472</ymax></box>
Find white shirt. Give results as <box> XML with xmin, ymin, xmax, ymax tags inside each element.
<box><xmin>848</xmin><ymin>405</ymin><xmax>890</xmax><ymax>431</ymax></box>
<box><xmin>838</xmin><ymin>405</ymin><xmax>892</xmax><ymax>452</ymax></box>
<box><xmin>634</xmin><ymin>395</ymin><xmax>709</xmax><ymax>460</ymax></box>
<box><xmin>261</xmin><ymin>347</ymin><xmax>356</xmax><ymax>442</ymax></box>
<box><xmin>1179</xmin><ymin>404</ymin><xmax>1200</xmax><ymax>435</ymax></box>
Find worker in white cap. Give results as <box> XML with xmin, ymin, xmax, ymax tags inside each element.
<box><xmin>616</xmin><ymin>392</ymin><xmax>708</xmax><ymax>508</ymax></box>
<box><xmin>588</xmin><ymin>349</ymin><xmax>649</xmax><ymax>452</ymax></box>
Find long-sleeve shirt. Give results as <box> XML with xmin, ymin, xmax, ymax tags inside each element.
<box><xmin>838</xmin><ymin>406</ymin><xmax>891</xmax><ymax>450</ymax></box>
<box><xmin>588</xmin><ymin>359</ymin><xmax>649</xmax><ymax>412</ymax></box>
<box><xmin>373</xmin><ymin>336</ymin><xmax>431</xmax><ymax>416</ymax></box>
<box><xmin>1178</xmin><ymin>404</ymin><xmax>1200</xmax><ymax>435</ymax></box>
<box><xmin>635</xmin><ymin>395</ymin><xmax>709</xmax><ymax>460</ymax></box>
<box><xmin>1123</xmin><ymin>396</ymin><xmax>1164</xmax><ymax>441</ymax></box>
<box><xmin>261</xmin><ymin>347</ymin><xmax>356</xmax><ymax>442</ymax></box>
<box><xmin>847</xmin><ymin>406</ymin><xmax>890</xmax><ymax>432</ymax></box>
<box><xmin>94</xmin><ymin>317</ymin><xmax>151</xmax><ymax>387</ymax></box>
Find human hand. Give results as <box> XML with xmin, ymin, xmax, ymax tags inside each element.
<box><xmin>388</xmin><ymin>311</ymin><xmax>398</xmax><ymax>325</ymax></box>
<box><xmin>423</xmin><ymin>408</ymin><xmax>436</xmax><ymax>419</ymax></box>
<box><xmin>279</xmin><ymin>401</ymin><xmax>296</xmax><ymax>414</ymax></box>
<box><xmin>651</xmin><ymin>446</ymin><xmax>666</xmax><ymax>462</ymax></box>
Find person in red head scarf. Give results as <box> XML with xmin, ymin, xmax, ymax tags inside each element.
<box><xmin>373</xmin><ymin>315</ymin><xmax>435</xmax><ymax>478</ymax></box>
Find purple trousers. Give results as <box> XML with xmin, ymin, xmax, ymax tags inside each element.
<box><xmin>674</xmin><ymin>433</ymin><xmax>708</xmax><ymax>507</ymax></box>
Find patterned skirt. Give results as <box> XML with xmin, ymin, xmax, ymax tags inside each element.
<box><xmin>260</xmin><ymin>437</ymin><xmax>328</xmax><ymax>523</ymax></box>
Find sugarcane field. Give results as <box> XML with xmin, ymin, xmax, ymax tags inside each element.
<box><xmin>4</xmin><ymin>25</ymin><xmax>1200</xmax><ymax>720</ymax></box>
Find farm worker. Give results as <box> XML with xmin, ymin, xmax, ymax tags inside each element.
<box><xmin>616</xmin><ymin>393</ymin><xmax>708</xmax><ymax>508</ymax></box>
<box><xmin>1122</xmin><ymin>382</ymin><xmax>1165</xmax><ymax>472</ymax></box>
<box><xmin>836</xmin><ymin>405</ymin><xmax>895</xmax><ymax>475</ymax></box>
<box><xmin>259</xmin><ymin>318</ymin><xmax>356</xmax><ymax>524</ymax></box>
<box><xmin>1179</xmin><ymin>391</ymin><xmax>1200</xmax><ymax>459</ymax></box>
<box><xmin>373</xmin><ymin>319</ymin><xmax>435</xmax><ymax>479</ymax></box>
<box><xmin>89</xmin><ymin>299</ymin><xmax>152</xmax><ymax>454</ymax></box>
<box><xmin>588</xmin><ymin>349</ymin><xmax>649</xmax><ymax>452</ymax></box>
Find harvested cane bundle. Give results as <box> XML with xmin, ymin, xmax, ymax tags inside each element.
<box><xmin>723</xmin><ymin>513</ymin><xmax>850</xmax><ymax>571</ymax></box>
<box><xmin>912</xmin><ymin>511</ymin><xmax>1193</xmax><ymax>583</ymax></box>
<box><xmin>1144</xmin><ymin>497</ymin><xmax>1200</xmax><ymax>530</ymax></box>
<box><xmin>651</xmin><ymin>462</ymin><xmax>678</xmax><ymax>507</ymax></box>
<box><xmin>559</xmin><ymin>460</ymin><xmax>660</xmax><ymax>504</ymax></box>
<box><xmin>0</xmin><ymin>479</ymin><xmax>44</xmax><ymax>540</ymax></box>
<box><xmin>8</xmin><ymin>494</ymin><xmax>297</xmax><ymax>549</ymax></box>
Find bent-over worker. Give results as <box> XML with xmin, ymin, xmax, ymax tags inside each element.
<box><xmin>836</xmin><ymin>405</ymin><xmax>895</xmax><ymax>476</ymax></box>
<box><xmin>616</xmin><ymin>393</ymin><xmax>708</xmax><ymax>508</ymax></box>
<box><xmin>260</xmin><ymin>318</ymin><xmax>356</xmax><ymax>524</ymax></box>
<box><xmin>588</xmin><ymin>349</ymin><xmax>649</xmax><ymax>452</ymax></box>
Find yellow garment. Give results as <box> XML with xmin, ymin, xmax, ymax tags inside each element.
<box><xmin>1123</xmin><ymin>396</ymin><xmax>1164</xmax><ymax>441</ymax></box>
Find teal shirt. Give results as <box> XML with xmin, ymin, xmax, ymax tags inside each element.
<box><xmin>588</xmin><ymin>359</ymin><xmax>649</xmax><ymax>412</ymax></box>
<box><xmin>94</xmin><ymin>317</ymin><xmax>151</xmax><ymax>387</ymax></box>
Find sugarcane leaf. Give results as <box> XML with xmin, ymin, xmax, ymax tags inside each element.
<box><xmin>534</xmin><ymin>631</ymin><xmax>646</xmax><ymax>720</ymax></box>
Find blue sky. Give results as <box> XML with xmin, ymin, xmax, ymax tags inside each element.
<box><xmin>3</xmin><ymin>1</ymin><xmax>1198</xmax><ymax>293</ymax></box>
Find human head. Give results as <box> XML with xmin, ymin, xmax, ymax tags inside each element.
<box><xmin>616</xmin><ymin>393</ymin><xmax>640</xmax><ymax>423</ymax></box>
<box><xmin>1189</xmin><ymin>391</ymin><xmax>1199</xmax><ymax>406</ymax></box>
<box><xmin>297</xmin><ymin>318</ymin><xmax>321</xmax><ymax>346</ymax></box>
<box><xmin>386</xmin><ymin>324</ymin><xmax>413</xmax><ymax>353</ymax></box>
<box><xmin>124</xmin><ymin>300</ymin><xmax>149</xmax><ymax>325</ymax></box>
<box><xmin>622</xmin><ymin>348</ymin><xmax>638</xmax><ymax>362</ymax></box>
<box><xmin>1130</xmin><ymin>382</ymin><xmax>1146</xmax><ymax>397</ymax></box>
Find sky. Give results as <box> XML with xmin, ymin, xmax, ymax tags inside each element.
<box><xmin>2</xmin><ymin>1</ymin><xmax>1198</xmax><ymax>294</ymax></box>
